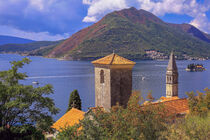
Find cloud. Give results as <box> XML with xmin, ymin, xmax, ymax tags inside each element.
<box><xmin>83</xmin><ymin>16</ymin><xmax>97</xmax><ymax>22</ymax></box>
<box><xmin>83</xmin><ymin>0</ymin><xmax>210</xmax><ymax>33</ymax></box>
<box><xmin>0</xmin><ymin>0</ymin><xmax>209</xmax><ymax>40</ymax></box>
<box><xmin>136</xmin><ymin>0</ymin><xmax>210</xmax><ymax>33</ymax></box>
<box><xmin>136</xmin><ymin>0</ymin><xmax>207</xmax><ymax>17</ymax></box>
<box><xmin>0</xmin><ymin>0</ymin><xmax>86</xmax><ymax>40</ymax></box>
<box><xmin>83</xmin><ymin>0</ymin><xmax>128</xmax><ymax>22</ymax></box>
<box><xmin>0</xmin><ymin>25</ymin><xmax>69</xmax><ymax>41</ymax></box>
<box><xmin>190</xmin><ymin>13</ymin><xmax>210</xmax><ymax>34</ymax></box>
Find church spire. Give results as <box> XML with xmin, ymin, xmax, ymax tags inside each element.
<box><xmin>167</xmin><ymin>52</ymin><xmax>177</xmax><ymax>71</ymax></box>
<box><xmin>166</xmin><ymin>52</ymin><xmax>178</xmax><ymax>97</ymax></box>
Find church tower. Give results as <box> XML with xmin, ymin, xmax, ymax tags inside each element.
<box><xmin>92</xmin><ymin>53</ymin><xmax>136</xmax><ymax>111</ymax></box>
<box><xmin>166</xmin><ymin>52</ymin><xmax>178</xmax><ymax>97</ymax></box>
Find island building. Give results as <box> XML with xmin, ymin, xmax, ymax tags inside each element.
<box><xmin>51</xmin><ymin>52</ymin><xmax>189</xmax><ymax>135</ymax></box>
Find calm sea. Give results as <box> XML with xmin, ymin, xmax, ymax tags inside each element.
<box><xmin>0</xmin><ymin>54</ymin><xmax>210</xmax><ymax>120</ymax></box>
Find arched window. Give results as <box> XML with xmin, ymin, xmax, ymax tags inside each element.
<box><xmin>100</xmin><ymin>70</ymin><xmax>104</xmax><ymax>84</ymax></box>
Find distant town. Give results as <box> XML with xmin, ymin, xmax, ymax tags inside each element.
<box><xmin>145</xmin><ymin>50</ymin><xmax>208</xmax><ymax>60</ymax></box>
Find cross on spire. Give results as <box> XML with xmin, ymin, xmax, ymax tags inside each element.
<box><xmin>71</xmin><ymin>101</ymin><xmax>76</xmax><ymax>108</ymax></box>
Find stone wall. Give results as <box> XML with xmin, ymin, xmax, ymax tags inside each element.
<box><xmin>110</xmin><ymin>69</ymin><xmax>132</xmax><ymax>107</ymax></box>
<box><xmin>166</xmin><ymin>84</ymin><xmax>178</xmax><ymax>97</ymax></box>
<box><xmin>95</xmin><ymin>65</ymin><xmax>133</xmax><ymax>111</ymax></box>
<box><xmin>95</xmin><ymin>66</ymin><xmax>111</xmax><ymax>111</ymax></box>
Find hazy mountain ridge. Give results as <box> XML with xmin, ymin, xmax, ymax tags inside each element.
<box><xmin>0</xmin><ymin>35</ymin><xmax>34</xmax><ymax>45</ymax></box>
<box><xmin>0</xmin><ymin>41</ymin><xmax>61</xmax><ymax>54</ymax></box>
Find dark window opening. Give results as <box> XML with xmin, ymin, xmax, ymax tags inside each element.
<box><xmin>100</xmin><ymin>70</ymin><xmax>104</xmax><ymax>84</ymax></box>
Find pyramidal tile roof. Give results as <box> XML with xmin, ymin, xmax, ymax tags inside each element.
<box><xmin>159</xmin><ymin>96</ymin><xmax>180</xmax><ymax>102</ymax></box>
<box><xmin>92</xmin><ymin>53</ymin><xmax>136</xmax><ymax>65</ymax></box>
<box><xmin>52</xmin><ymin>108</ymin><xmax>85</xmax><ymax>131</ymax></box>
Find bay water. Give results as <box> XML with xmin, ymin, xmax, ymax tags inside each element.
<box><xmin>0</xmin><ymin>54</ymin><xmax>209</xmax><ymax>120</ymax></box>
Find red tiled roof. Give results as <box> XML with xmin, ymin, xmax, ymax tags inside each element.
<box><xmin>152</xmin><ymin>98</ymin><xmax>189</xmax><ymax>115</ymax></box>
<box><xmin>163</xmin><ymin>98</ymin><xmax>189</xmax><ymax>114</ymax></box>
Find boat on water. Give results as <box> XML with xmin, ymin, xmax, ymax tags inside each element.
<box><xmin>32</xmin><ymin>81</ymin><xmax>39</xmax><ymax>85</ymax></box>
<box><xmin>186</xmin><ymin>63</ymin><xmax>206</xmax><ymax>72</ymax></box>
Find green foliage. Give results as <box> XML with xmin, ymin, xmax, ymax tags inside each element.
<box><xmin>67</xmin><ymin>90</ymin><xmax>82</xmax><ymax>112</ymax></box>
<box><xmin>162</xmin><ymin>113</ymin><xmax>210</xmax><ymax>140</ymax></box>
<box><xmin>186</xmin><ymin>88</ymin><xmax>210</xmax><ymax>117</ymax></box>
<box><xmin>58</xmin><ymin>91</ymin><xmax>170</xmax><ymax>140</ymax></box>
<box><xmin>162</xmin><ymin>89</ymin><xmax>210</xmax><ymax>140</ymax></box>
<box><xmin>0</xmin><ymin>125</ymin><xmax>45</xmax><ymax>140</ymax></box>
<box><xmin>57</xmin><ymin>89</ymin><xmax>210</xmax><ymax>140</ymax></box>
<box><xmin>0</xmin><ymin>58</ymin><xmax>59</xmax><ymax>138</ymax></box>
<box><xmin>56</xmin><ymin>124</ymin><xmax>80</xmax><ymax>140</ymax></box>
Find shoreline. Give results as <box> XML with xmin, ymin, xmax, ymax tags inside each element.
<box><xmin>0</xmin><ymin>52</ymin><xmax>209</xmax><ymax>61</ymax></box>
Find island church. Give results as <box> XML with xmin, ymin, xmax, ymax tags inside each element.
<box><xmin>51</xmin><ymin>52</ymin><xmax>188</xmax><ymax>132</ymax></box>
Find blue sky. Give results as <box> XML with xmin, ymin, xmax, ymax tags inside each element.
<box><xmin>0</xmin><ymin>0</ymin><xmax>209</xmax><ymax>41</ymax></box>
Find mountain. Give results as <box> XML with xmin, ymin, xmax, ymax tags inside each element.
<box><xmin>0</xmin><ymin>40</ymin><xmax>62</xmax><ymax>54</ymax></box>
<box><xmin>45</xmin><ymin>7</ymin><xmax>210</xmax><ymax>60</ymax></box>
<box><xmin>0</xmin><ymin>35</ymin><xmax>34</xmax><ymax>45</ymax></box>
<box><xmin>168</xmin><ymin>23</ymin><xmax>210</xmax><ymax>43</ymax></box>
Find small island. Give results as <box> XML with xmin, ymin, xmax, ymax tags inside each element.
<box><xmin>186</xmin><ymin>63</ymin><xmax>206</xmax><ymax>72</ymax></box>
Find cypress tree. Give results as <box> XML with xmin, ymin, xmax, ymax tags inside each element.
<box><xmin>67</xmin><ymin>90</ymin><xmax>82</xmax><ymax>112</ymax></box>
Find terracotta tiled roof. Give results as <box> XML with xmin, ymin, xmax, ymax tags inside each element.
<box><xmin>92</xmin><ymin>53</ymin><xmax>136</xmax><ymax>65</ymax></box>
<box><xmin>164</xmin><ymin>98</ymin><xmax>189</xmax><ymax>114</ymax></box>
<box><xmin>143</xmin><ymin>97</ymin><xmax>189</xmax><ymax>115</ymax></box>
<box><xmin>52</xmin><ymin>108</ymin><xmax>85</xmax><ymax>131</ymax></box>
<box><xmin>155</xmin><ymin>98</ymin><xmax>189</xmax><ymax>115</ymax></box>
<box><xmin>159</xmin><ymin>96</ymin><xmax>180</xmax><ymax>102</ymax></box>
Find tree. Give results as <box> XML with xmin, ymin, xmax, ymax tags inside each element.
<box><xmin>0</xmin><ymin>58</ymin><xmax>59</xmax><ymax>138</ymax></box>
<box><xmin>163</xmin><ymin>113</ymin><xmax>210</xmax><ymax>140</ymax></box>
<box><xmin>58</xmin><ymin>91</ymin><xmax>170</xmax><ymax>139</ymax></box>
<box><xmin>67</xmin><ymin>90</ymin><xmax>81</xmax><ymax>112</ymax></box>
<box><xmin>186</xmin><ymin>88</ymin><xmax>210</xmax><ymax>117</ymax></box>
<box><xmin>57</xmin><ymin>89</ymin><xmax>210</xmax><ymax>140</ymax></box>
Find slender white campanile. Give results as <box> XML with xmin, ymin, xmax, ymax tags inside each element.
<box><xmin>166</xmin><ymin>52</ymin><xmax>178</xmax><ymax>97</ymax></box>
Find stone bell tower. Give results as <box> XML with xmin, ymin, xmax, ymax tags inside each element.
<box><xmin>166</xmin><ymin>52</ymin><xmax>178</xmax><ymax>97</ymax></box>
<box><xmin>92</xmin><ymin>53</ymin><xmax>136</xmax><ymax>111</ymax></box>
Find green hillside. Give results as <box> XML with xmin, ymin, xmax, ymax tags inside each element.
<box><xmin>1</xmin><ymin>7</ymin><xmax>209</xmax><ymax>60</ymax></box>
<box><xmin>46</xmin><ymin>7</ymin><xmax>210</xmax><ymax>60</ymax></box>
